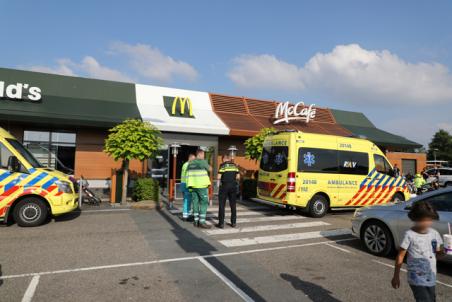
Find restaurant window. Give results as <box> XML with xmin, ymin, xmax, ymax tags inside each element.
<box><xmin>23</xmin><ymin>130</ymin><xmax>76</xmax><ymax>174</ymax></box>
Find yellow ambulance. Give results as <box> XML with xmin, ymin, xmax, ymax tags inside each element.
<box><xmin>257</xmin><ymin>131</ymin><xmax>410</xmax><ymax>217</ymax></box>
<box><xmin>0</xmin><ymin>127</ymin><xmax>78</xmax><ymax>227</ymax></box>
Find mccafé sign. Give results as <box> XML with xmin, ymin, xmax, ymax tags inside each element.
<box><xmin>273</xmin><ymin>101</ymin><xmax>316</xmax><ymax>124</ymax></box>
<box><xmin>0</xmin><ymin>81</ymin><xmax>42</xmax><ymax>102</ymax></box>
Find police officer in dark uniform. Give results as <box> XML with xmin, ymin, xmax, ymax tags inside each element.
<box><xmin>216</xmin><ymin>155</ymin><xmax>240</xmax><ymax>228</ymax></box>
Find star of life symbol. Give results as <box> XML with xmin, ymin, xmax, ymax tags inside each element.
<box><xmin>303</xmin><ymin>152</ymin><xmax>315</xmax><ymax>167</ymax></box>
<box><xmin>262</xmin><ymin>153</ymin><xmax>269</xmax><ymax>164</ymax></box>
<box><xmin>274</xmin><ymin>153</ymin><xmax>284</xmax><ymax>165</ymax></box>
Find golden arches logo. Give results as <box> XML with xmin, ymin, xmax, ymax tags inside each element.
<box><xmin>171</xmin><ymin>96</ymin><xmax>193</xmax><ymax>117</ymax></box>
<box><xmin>163</xmin><ymin>96</ymin><xmax>194</xmax><ymax>118</ymax></box>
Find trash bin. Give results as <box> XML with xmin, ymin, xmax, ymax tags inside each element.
<box><xmin>115</xmin><ymin>169</ymin><xmax>123</xmax><ymax>203</ymax></box>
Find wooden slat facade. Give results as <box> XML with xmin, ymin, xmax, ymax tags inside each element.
<box><xmin>209</xmin><ymin>93</ymin><xmax>352</xmax><ymax>137</ymax></box>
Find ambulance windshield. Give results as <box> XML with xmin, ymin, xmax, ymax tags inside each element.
<box><xmin>6</xmin><ymin>139</ymin><xmax>43</xmax><ymax>168</ymax></box>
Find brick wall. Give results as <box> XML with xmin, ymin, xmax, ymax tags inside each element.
<box><xmin>74</xmin><ymin>129</ymin><xmax>146</xmax><ymax>179</ymax></box>
<box><xmin>386</xmin><ymin>152</ymin><xmax>427</xmax><ymax>174</ymax></box>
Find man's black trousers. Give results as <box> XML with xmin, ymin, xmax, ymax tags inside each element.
<box><xmin>218</xmin><ymin>183</ymin><xmax>237</xmax><ymax>225</ymax></box>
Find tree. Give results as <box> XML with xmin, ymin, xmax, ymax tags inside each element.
<box><xmin>104</xmin><ymin>119</ymin><xmax>163</xmax><ymax>204</ymax></box>
<box><xmin>428</xmin><ymin>129</ymin><xmax>452</xmax><ymax>163</ymax></box>
<box><xmin>244</xmin><ymin>127</ymin><xmax>277</xmax><ymax>160</ymax></box>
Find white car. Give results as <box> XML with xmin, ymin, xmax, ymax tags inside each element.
<box><xmin>426</xmin><ymin>168</ymin><xmax>452</xmax><ymax>187</ymax></box>
<box><xmin>351</xmin><ymin>188</ymin><xmax>452</xmax><ymax>258</ymax></box>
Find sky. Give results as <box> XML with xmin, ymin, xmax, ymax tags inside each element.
<box><xmin>1</xmin><ymin>0</ymin><xmax>451</xmax><ymax>147</ymax></box>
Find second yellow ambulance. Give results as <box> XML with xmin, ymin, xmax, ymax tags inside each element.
<box><xmin>257</xmin><ymin>131</ymin><xmax>410</xmax><ymax>217</ymax></box>
<box><xmin>0</xmin><ymin>128</ymin><xmax>78</xmax><ymax>227</ymax></box>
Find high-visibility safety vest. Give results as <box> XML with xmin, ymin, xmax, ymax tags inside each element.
<box><xmin>218</xmin><ymin>161</ymin><xmax>239</xmax><ymax>183</ymax></box>
<box><xmin>413</xmin><ymin>174</ymin><xmax>426</xmax><ymax>188</ymax></box>
<box><xmin>186</xmin><ymin>159</ymin><xmax>211</xmax><ymax>188</ymax></box>
<box><xmin>181</xmin><ymin>161</ymin><xmax>189</xmax><ymax>183</ymax></box>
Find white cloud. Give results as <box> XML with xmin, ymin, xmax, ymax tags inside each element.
<box><xmin>28</xmin><ymin>59</ymin><xmax>76</xmax><ymax>76</ymax></box>
<box><xmin>437</xmin><ymin>122</ymin><xmax>452</xmax><ymax>133</ymax></box>
<box><xmin>229</xmin><ymin>55</ymin><xmax>305</xmax><ymax>91</ymax></box>
<box><xmin>25</xmin><ymin>57</ymin><xmax>132</xmax><ymax>82</ymax></box>
<box><xmin>229</xmin><ymin>44</ymin><xmax>452</xmax><ymax>105</ymax></box>
<box><xmin>78</xmin><ymin>56</ymin><xmax>132</xmax><ymax>82</ymax></box>
<box><xmin>110</xmin><ymin>42</ymin><xmax>198</xmax><ymax>83</ymax></box>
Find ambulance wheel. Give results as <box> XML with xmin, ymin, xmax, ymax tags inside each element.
<box><xmin>13</xmin><ymin>197</ymin><xmax>48</xmax><ymax>227</ymax></box>
<box><xmin>361</xmin><ymin>220</ymin><xmax>394</xmax><ymax>256</ymax></box>
<box><xmin>308</xmin><ymin>195</ymin><xmax>329</xmax><ymax>218</ymax></box>
<box><xmin>391</xmin><ymin>193</ymin><xmax>404</xmax><ymax>203</ymax></box>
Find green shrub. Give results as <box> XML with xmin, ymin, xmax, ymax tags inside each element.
<box><xmin>133</xmin><ymin>178</ymin><xmax>160</xmax><ymax>202</ymax></box>
<box><xmin>242</xmin><ymin>179</ymin><xmax>257</xmax><ymax>199</ymax></box>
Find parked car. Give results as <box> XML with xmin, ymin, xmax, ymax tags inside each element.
<box><xmin>351</xmin><ymin>188</ymin><xmax>452</xmax><ymax>259</ymax></box>
<box><xmin>426</xmin><ymin>167</ymin><xmax>452</xmax><ymax>187</ymax></box>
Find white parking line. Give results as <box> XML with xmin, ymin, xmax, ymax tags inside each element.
<box><xmin>219</xmin><ymin>228</ymin><xmax>352</xmax><ymax>247</ymax></box>
<box><xmin>82</xmin><ymin>209</ymin><xmax>131</xmax><ymax>213</ymax></box>
<box><xmin>372</xmin><ymin>260</ymin><xmax>452</xmax><ymax>288</ymax></box>
<box><xmin>324</xmin><ymin>242</ymin><xmax>354</xmax><ymax>254</ymax></box>
<box><xmin>198</xmin><ymin>257</ymin><xmax>254</xmax><ymax>302</ymax></box>
<box><xmin>204</xmin><ymin>221</ymin><xmax>330</xmax><ymax>235</ymax></box>
<box><xmin>0</xmin><ymin>238</ymin><xmax>357</xmax><ymax>281</ymax></box>
<box><xmin>21</xmin><ymin>275</ymin><xmax>40</xmax><ymax>302</ymax></box>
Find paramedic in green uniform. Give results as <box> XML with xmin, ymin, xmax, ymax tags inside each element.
<box><xmin>180</xmin><ymin>153</ymin><xmax>196</xmax><ymax>221</ymax></box>
<box><xmin>186</xmin><ymin>149</ymin><xmax>212</xmax><ymax>229</ymax></box>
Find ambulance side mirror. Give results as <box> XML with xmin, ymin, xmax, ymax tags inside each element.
<box><xmin>7</xmin><ymin>156</ymin><xmax>21</xmax><ymax>173</ymax></box>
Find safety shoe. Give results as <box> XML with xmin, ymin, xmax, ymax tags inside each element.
<box><xmin>199</xmin><ymin>223</ymin><xmax>212</xmax><ymax>229</ymax></box>
<box><xmin>193</xmin><ymin>221</ymin><xmax>199</xmax><ymax>227</ymax></box>
<box><xmin>216</xmin><ymin>223</ymin><xmax>224</xmax><ymax>229</ymax></box>
<box><xmin>230</xmin><ymin>223</ymin><xmax>237</xmax><ymax>228</ymax></box>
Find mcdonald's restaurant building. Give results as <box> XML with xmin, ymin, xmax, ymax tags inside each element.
<box><xmin>0</xmin><ymin>67</ymin><xmax>426</xmax><ymax>200</ymax></box>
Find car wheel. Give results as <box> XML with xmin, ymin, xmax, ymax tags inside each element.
<box><xmin>391</xmin><ymin>192</ymin><xmax>404</xmax><ymax>203</ymax></box>
<box><xmin>308</xmin><ymin>194</ymin><xmax>329</xmax><ymax>218</ymax></box>
<box><xmin>13</xmin><ymin>197</ymin><xmax>48</xmax><ymax>227</ymax></box>
<box><xmin>361</xmin><ymin>220</ymin><xmax>394</xmax><ymax>256</ymax></box>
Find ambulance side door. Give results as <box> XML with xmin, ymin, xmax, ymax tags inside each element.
<box><xmin>337</xmin><ymin>140</ymin><xmax>370</xmax><ymax>205</ymax></box>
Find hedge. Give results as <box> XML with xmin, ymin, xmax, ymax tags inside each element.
<box><xmin>132</xmin><ymin>178</ymin><xmax>160</xmax><ymax>202</ymax></box>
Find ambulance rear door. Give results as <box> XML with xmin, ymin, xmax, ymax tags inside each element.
<box><xmin>257</xmin><ymin>136</ymin><xmax>290</xmax><ymax>204</ymax></box>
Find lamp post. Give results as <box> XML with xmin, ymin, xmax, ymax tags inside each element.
<box><xmin>169</xmin><ymin>143</ymin><xmax>180</xmax><ymax>209</ymax></box>
<box><xmin>228</xmin><ymin>145</ymin><xmax>238</xmax><ymax>161</ymax></box>
<box><xmin>433</xmin><ymin>148</ymin><xmax>439</xmax><ymax>167</ymax></box>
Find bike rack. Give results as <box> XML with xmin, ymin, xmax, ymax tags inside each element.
<box><xmin>78</xmin><ymin>176</ymin><xmax>83</xmax><ymax>208</ymax></box>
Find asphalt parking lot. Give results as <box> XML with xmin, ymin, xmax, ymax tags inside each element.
<box><xmin>0</xmin><ymin>201</ymin><xmax>451</xmax><ymax>302</ymax></box>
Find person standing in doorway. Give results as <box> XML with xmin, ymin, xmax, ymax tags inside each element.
<box><xmin>216</xmin><ymin>155</ymin><xmax>240</xmax><ymax>228</ymax></box>
<box><xmin>180</xmin><ymin>153</ymin><xmax>196</xmax><ymax>221</ymax></box>
<box><xmin>186</xmin><ymin>149</ymin><xmax>212</xmax><ymax>229</ymax></box>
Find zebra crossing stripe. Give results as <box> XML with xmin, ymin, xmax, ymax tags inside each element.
<box><xmin>218</xmin><ymin>228</ymin><xmax>352</xmax><ymax>247</ymax></box>
<box><xmin>204</xmin><ymin>221</ymin><xmax>330</xmax><ymax>235</ymax></box>
<box><xmin>208</xmin><ymin>206</ymin><xmax>274</xmax><ymax>212</ymax></box>
<box><xmin>206</xmin><ymin>211</ymin><xmax>280</xmax><ymax>218</ymax></box>
<box><xmin>208</xmin><ymin>215</ymin><xmax>306</xmax><ymax>224</ymax></box>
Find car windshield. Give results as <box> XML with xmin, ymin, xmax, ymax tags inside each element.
<box><xmin>6</xmin><ymin>138</ymin><xmax>44</xmax><ymax>168</ymax></box>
